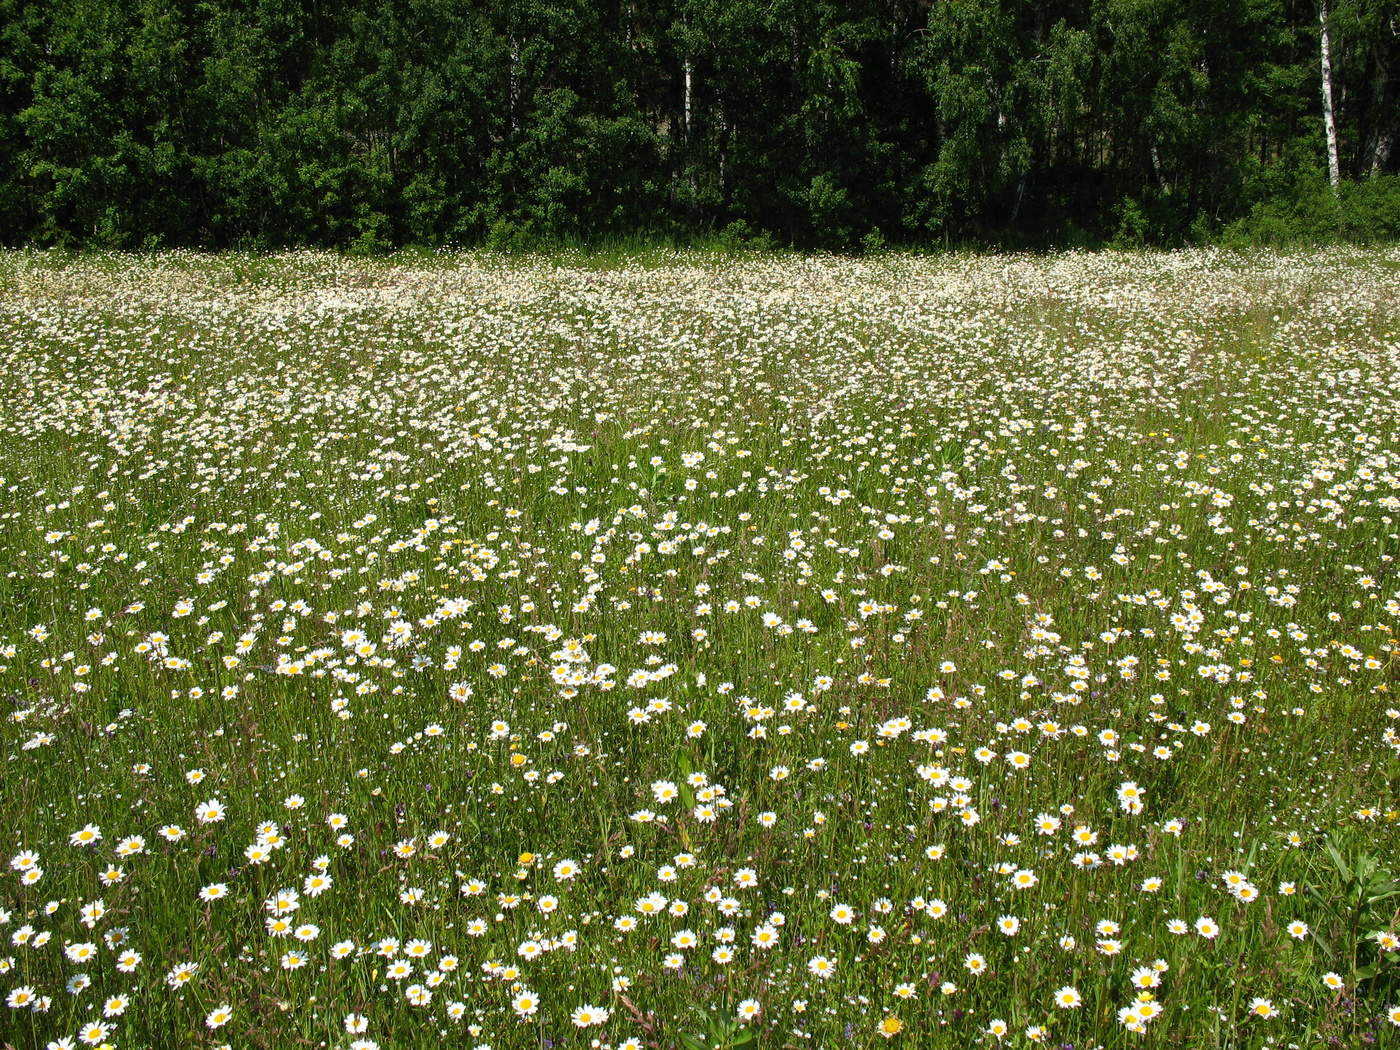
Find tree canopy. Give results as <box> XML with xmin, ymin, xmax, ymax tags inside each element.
<box><xmin>1</xmin><ymin>0</ymin><xmax>1396</xmax><ymax>249</ymax></box>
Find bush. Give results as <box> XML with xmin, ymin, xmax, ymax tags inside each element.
<box><xmin>1223</xmin><ymin>175</ymin><xmax>1400</xmax><ymax>246</ymax></box>
<box><xmin>860</xmin><ymin>227</ymin><xmax>887</xmax><ymax>255</ymax></box>
<box><xmin>713</xmin><ymin>220</ymin><xmax>777</xmax><ymax>254</ymax></box>
<box><xmin>1339</xmin><ymin>176</ymin><xmax>1400</xmax><ymax>242</ymax></box>
<box><xmin>483</xmin><ymin>219</ymin><xmax>540</xmax><ymax>254</ymax></box>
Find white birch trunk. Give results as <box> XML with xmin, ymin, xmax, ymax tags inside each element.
<box><xmin>1319</xmin><ymin>1</ymin><xmax>1341</xmax><ymax>191</ymax></box>
<box><xmin>683</xmin><ymin>60</ymin><xmax>692</xmax><ymax>138</ymax></box>
<box><xmin>683</xmin><ymin>58</ymin><xmax>697</xmax><ymax>196</ymax></box>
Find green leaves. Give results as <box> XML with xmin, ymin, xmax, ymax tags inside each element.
<box><xmin>1318</xmin><ymin>836</ymin><xmax>1400</xmax><ymax>910</ymax></box>
<box><xmin>1</xmin><ymin>0</ymin><xmax>1396</xmax><ymax>248</ymax></box>
<box><xmin>1307</xmin><ymin>832</ymin><xmax>1400</xmax><ymax>1003</ymax></box>
<box><xmin>678</xmin><ymin>1008</ymin><xmax>757</xmax><ymax>1050</ymax></box>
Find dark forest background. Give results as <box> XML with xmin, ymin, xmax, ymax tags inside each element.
<box><xmin>1</xmin><ymin>0</ymin><xmax>1397</xmax><ymax>250</ymax></box>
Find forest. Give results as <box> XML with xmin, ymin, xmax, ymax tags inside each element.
<box><xmin>1</xmin><ymin>0</ymin><xmax>1396</xmax><ymax>250</ymax></box>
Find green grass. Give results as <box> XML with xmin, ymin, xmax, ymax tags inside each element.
<box><xmin>0</xmin><ymin>247</ymin><xmax>1397</xmax><ymax>1050</ymax></box>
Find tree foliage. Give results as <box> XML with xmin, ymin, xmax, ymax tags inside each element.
<box><xmin>1</xmin><ymin>0</ymin><xmax>1396</xmax><ymax>248</ymax></box>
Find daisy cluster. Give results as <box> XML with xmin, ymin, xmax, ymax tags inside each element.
<box><xmin>0</xmin><ymin>248</ymin><xmax>1397</xmax><ymax>1048</ymax></box>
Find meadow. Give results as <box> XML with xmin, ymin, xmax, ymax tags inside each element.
<box><xmin>0</xmin><ymin>247</ymin><xmax>1397</xmax><ymax>1050</ymax></box>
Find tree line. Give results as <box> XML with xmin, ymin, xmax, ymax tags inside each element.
<box><xmin>1</xmin><ymin>0</ymin><xmax>1396</xmax><ymax>250</ymax></box>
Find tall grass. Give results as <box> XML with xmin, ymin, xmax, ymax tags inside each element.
<box><xmin>0</xmin><ymin>247</ymin><xmax>1397</xmax><ymax>1050</ymax></box>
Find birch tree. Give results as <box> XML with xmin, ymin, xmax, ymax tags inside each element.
<box><xmin>1319</xmin><ymin>0</ymin><xmax>1341</xmax><ymax>191</ymax></box>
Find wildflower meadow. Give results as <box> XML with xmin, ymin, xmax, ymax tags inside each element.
<box><xmin>1</xmin><ymin>248</ymin><xmax>1398</xmax><ymax>1050</ymax></box>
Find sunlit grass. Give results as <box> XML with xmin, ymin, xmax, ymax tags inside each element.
<box><xmin>0</xmin><ymin>247</ymin><xmax>1398</xmax><ymax>1050</ymax></box>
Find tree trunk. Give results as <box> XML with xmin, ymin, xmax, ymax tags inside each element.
<box><xmin>1008</xmin><ymin>174</ymin><xmax>1026</xmax><ymax>228</ymax></box>
<box><xmin>683</xmin><ymin>59</ymin><xmax>693</xmax><ymax>139</ymax></box>
<box><xmin>507</xmin><ymin>38</ymin><xmax>519</xmax><ymax>137</ymax></box>
<box><xmin>683</xmin><ymin>57</ymin><xmax>696</xmax><ymax>197</ymax></box>
<box><xmin>1319</xmin><ymin>0</ymin><xmax>1341</xmax><ymax>190</ymax></box>
<box><xmin>1150</xmin><ymin>144</ymin><xmax>1169</xmax><ymax>195</ymax></box>
<box><xmin>1369</xmin><ymin>31</ymin><xmax>1393</xmax><ymax>176</ymax></box>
